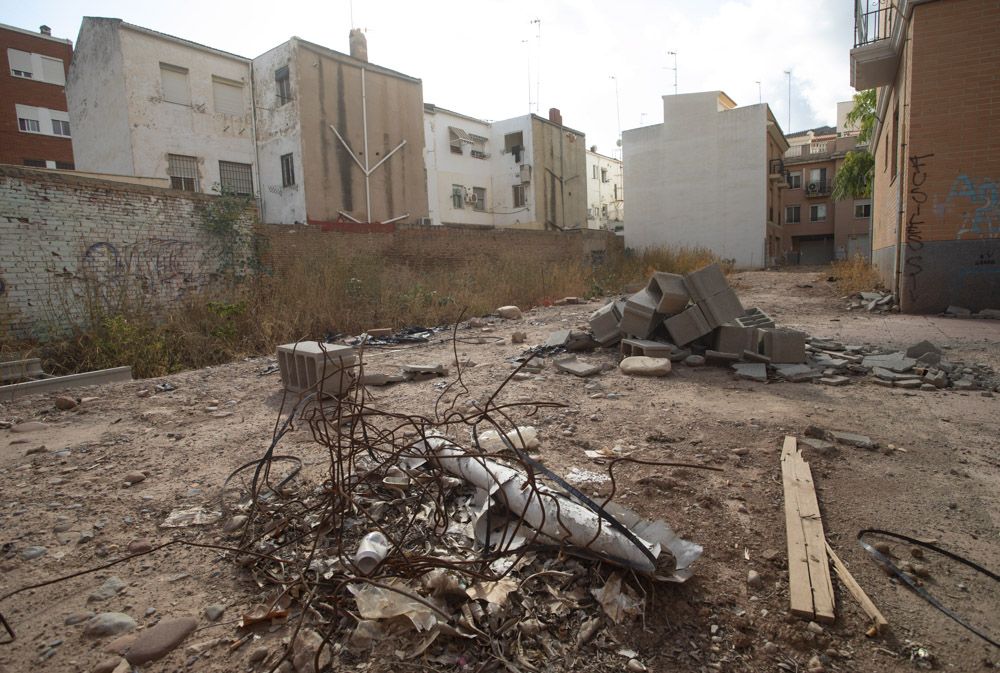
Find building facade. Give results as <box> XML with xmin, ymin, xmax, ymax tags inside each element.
<box><xmin>68</xmin><ymin>19</ymin><xmax>427</xmax><ymax>225</ymax></box>
<box><xmin>623</xmin><ymin>91</ymin><xmax>788</xmax><ymax>268</ymax></box>
<box><xmin>423</xmin><ymin>106</ymin><xmax>586</xmax><ymax>230</ymax></box>
<box><xmin>1</xmin><ymin>23</ymin><xmax>74</xmax><ymax>169</ymax></box>
<box><xmin>782</xmin><ymin>125</ymin><xmax>870</xmax><ymax>264</ymax></box>
<box><xmin>850</xmin><ymin>0</ymin><xmax>1000</xmax><ymax>312</ymax></box>
<box><xmin>585</xmin><ymin>148</ymin><xmax>623</xmax><ymax>231</ymax></box>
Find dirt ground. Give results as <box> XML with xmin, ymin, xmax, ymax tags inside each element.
<box><xmin>1</xmin><ymin>268</ymin><xmax>998</xmax><ymax>673</ymax></box>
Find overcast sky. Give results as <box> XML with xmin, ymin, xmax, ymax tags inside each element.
<box><xmin>5</xmin><ymin>0</ymin><xmax>857</xmax><ymax>155</ymax></box>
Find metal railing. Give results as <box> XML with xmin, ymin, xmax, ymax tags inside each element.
<box><xmin>768</xmin><ymin>158</ymin><xmax>785</xmax><ymax>175</ymax></box>
<box><xmin>855</xmin><ymin>0</ymin><xmax>896</xmax><ymax>48</ymax></box>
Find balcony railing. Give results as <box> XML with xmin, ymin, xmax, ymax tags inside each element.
<box><xmin>855</xmin><ymin>0</ymin><xmax>896</xmax><ymax>48</ymax></box>
<box><xmin>768</xmin><ymin>158</ymin><xmax>785</xmax><ymax>176</ymax></box>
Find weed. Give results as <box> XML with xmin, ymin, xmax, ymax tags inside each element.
<box><xmin>830</xmin><ymin>255</ymin><xmax>882</xmax><ymax>294</ymax></box>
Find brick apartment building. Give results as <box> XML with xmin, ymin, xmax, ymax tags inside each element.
<box><xmin>850</xmin><ymin>0</ymin><xmax>1000</xmax><ymax>312</ymax></box>
<box><xmin>782</xmin><ymin>126</ymin><xmax>868</xmax><ymax>264</ymax></box>
<box><xmin>0</xmin><ymin>23</ymin><xmax>74</xmax><ymax>169</ymax></box>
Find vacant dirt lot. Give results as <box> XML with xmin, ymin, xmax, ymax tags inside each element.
<box><xmin>1</xmin><ymin>268</ymin><xmax>998</xmax><ymax>672</ymax></box>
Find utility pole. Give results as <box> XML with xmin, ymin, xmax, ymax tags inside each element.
<box><xmin>531</xmin><ymin>18</ymin><xmax>541</xmax><ymax>113</ymax></box>
<box><xmin>667</xmin><ymin>50</ymin><xmax>678</xmax><ymax>95</ymax></box>
<box><xmin>784</xmin><ymin>70</ymin><xmax>792</xmax><ymax>131</ymax></box>
<box><xmin>755</xmin><ymin>80</ymin><xmax>762</xmax><ymax>104</ymax></box>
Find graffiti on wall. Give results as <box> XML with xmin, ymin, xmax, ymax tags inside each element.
<box><xmin>943</xmin><ymin>174</ymin><xmax>1000</xmax><ymax>239</ymax></box>
<box><xmin>80</xmin><ymin>238</ymin><xmax>212</xmax><ymax>304</ymax></box>
<box><xmin>903</xmin><ymin>154</ymin><xmax>934</xmax><ymax>303</ymax></box>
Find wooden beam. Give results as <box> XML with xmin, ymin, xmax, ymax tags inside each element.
<box><xmin>825</xmin><ymin>541</ymin><xmax>888</xmax><ymax>633</ymax></box>
<box><xmin>781</xmin><ymin>436</ymin><xmax>835</xmax><ymax>623</ymax></box>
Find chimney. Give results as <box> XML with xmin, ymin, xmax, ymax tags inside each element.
<box><xmin>590</xmin><ymin>145</ymin><xmax>597</xmax><ymax>153</ymax></box>
<box><xmin>548</xmin><ymin>108</ymin><xmax>562</xmax><ymax>126</ymax></box>
<box><xmin>39</xmin><ymin>25</ymin><xmax>52</xmax><ymax>36</ymax></box>
<box><xmin>349</xmin><ymin>29</ymin><xmax>368</xmax><ymax>62</ymax></box>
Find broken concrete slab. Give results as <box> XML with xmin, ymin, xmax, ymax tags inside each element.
<box><xmin>873</xmin><ymin>367</ymin><xmax>918</xmax><ymax>382</ymax></box>
<box><xmin>402</xmin><ymin>364</ymin><xmax>449</xmax><ymax>381</ymax></box>
<box><xmin>978</xmin><ymin>308</ymin><xmax>1000</xmax><ymax>319</ymax></box>
<box><xmin>799</xmin><ymin>437</ymin><xmax>836</xmax><ymax>452</ymax></box>
<box><xmin>916</xmin><ymin>351</ymin><xmax>942</xmax><ymax>366</ymax></box>
<box><xmin>732</xmin><ymin>363</ymin><xmax>767</xmax><ymax>382</ymax></box>
<box><xmin>565</xmin><ymin>332</ymin><xmax>600</xmax><ymax>352</ymax></box>
<box><xmin>906</xmin><ymin>340</ymin><xmax>941</xmax><ymax>359</ymax></box>
<box><xmin>893</xmin><ymin>379</ymin><xmax>922</xmax><ymax>389</ymax></box>
<box><xmin>545</xmin><ymin>330</ymin><xmax>571</xmax><ymax>348</ymax></box>
<box><xmin>620</xmin><ymin>356</ymin><xmax>672</xmax><ymax>377</ymax></box>
<box><xmin>861</xmin><ymin>353</ymin><xmax>916</xmax><ymax>373</ymax></box>
<box><xmin>554</xmin><ymin>356</ymin><xmax>602</xmax><ymax>378</ymax></box>
<box><xmin>818</xmin><ymin>376</ymin><xmax>850</xmax><ymax>386</ymax></box>
<box><xmin>663</xmin><ymin>305</ymin><xmax>712</xmax><ymax>345</ymax></box>
<box><xmin>774</xmin><ymin>364</ymin><xmax>821</xmax><ymax>382</ymax></box>
<box><xmin>360</xmin><ymin>373</ymin><xmax>407</xmax><ymax>386</ymax></box>
<box><xmin>945</xmin><ymin>305</ymin><xmax>972</xmax><ymax>316</ymax></box>
<box><xmin>812</xmin><ymin>355</ymin><xmax>849</xmax><ymax>370</ymax></box>
<box><xmin>829</xmin><ymin>431</ymin><xmax>877</xmax><ymax>450</ymax></box>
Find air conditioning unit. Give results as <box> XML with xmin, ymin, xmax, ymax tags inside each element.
<box><xmin>417</xmin><ymin>217</ymin><xmax>432</xmax><ymax>226</ymax></box>
<box><xmin>464</xmin><ymin>191</ymin><xmax>478</xmax><ymax>205</ymax></box>
<box><xmin>520</xmin><ymin>164</ymin><xmax>532</xmax><ymax>183</ymax></box>
<box><xmin>806</xmin><ymin>182</ymin><xmax>820</xmax><ymax>194</ymax></box>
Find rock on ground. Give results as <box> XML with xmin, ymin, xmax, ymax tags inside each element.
<box><xmin>125</xmin><ymin>616</ymin><xmax>198</xmax><ymax>665</ymax></box>
<box><xmin>83</xmin><ymin>613</ymin><xmax>137</xmax><ymax>638</ymax></box>
<box><xmin>620</xmin><ymin>356</ymin><xmax>672</xmax><ymax>377</ymax></box>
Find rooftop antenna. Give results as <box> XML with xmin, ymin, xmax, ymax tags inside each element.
<box><xmin>349</xmin><ymin>0</ymin><xmax>354</xmax><ymax>28</ymax></box>
<box><xmin>531</xmin><ymin>18</ymin><xmax>541</xmax><ymax>113</ymax></box>
<box><xmin>610</xmin><ymin>75</ymin><xmax>621</xmax><ymax>142</ymax></box>
<box><xmin>667</xmin><ymin>50</ymin><xmax>678</xmax><ymax>95</ymax></box>
<box><xmin>521</xmin><ymin>39</ymin><xmax>532</xmax><ymax>113</ymax></box>
<box><xmin>755</xmin><ymin>80</ymin><xmax>762</xmax><ymax>104</ymax></box>
<box><xmin>784</xmin><ymin>70</ymin><xmax>792</xmax><ymax>131</ymax></box>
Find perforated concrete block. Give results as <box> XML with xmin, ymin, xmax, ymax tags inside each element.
<box><xmin>699</xmin><ymin>288</ymin><xmax>746</xmax><ymax>328</ymax></box>
<box><xmin>589</xmin><ymin>302</ymin><xmax>622</xmax><ymax>346</ymax></box>
<box><xmin>663</xmin><ymin>305</ymin><xmax>712</xmax><ymax>346</ymax></box>
<box><xmin>620</xmin><ymin>287</ymin><xmax>664</xmax><ymax>339</ymax></box>
<box><xmin>735</xmin><ymin>307</ymin><xmax>775</xmax><ymax>329</ymax></box>
<box><xmin>277</xmin><ymin>342</ymin><xmax>358</xmax><ymax>396</ymax></box>
<box><xmin>649</xmin><ymin>272</ymin><xmax>690</xmax><ymax>315</ymax></box>
<box><xmin>620</xmin><ymin>338</ymin><xmax>677</xmax><ymax>359</ymax></box>
<box><xmin>683</xmin><ymin>264</ymin><xmax>730</xmax><ymax>302</ymax></box>
<box><xmin>760</xmin><ymin>328</ymin><xmax>807</xmax><ymax>364</ymax></box>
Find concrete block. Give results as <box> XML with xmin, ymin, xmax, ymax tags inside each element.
<box><xmin>589</xmin><ymin>301</ymin><xmax>622</xmax><ymax>346</ymax></box>
<box><xmin>277</xmin><ymin>342</ymin><xmax>358</xmax><ymax>396</ymax></box>
<box><xmin>648</xmin><ymin>272</ymin><xmax>690</xmax><ymax>315</ymax></box>
<box><xmin>620</xmin><ymin>338</ymin><xmax>677</xmax><ymax>359</ymax></box>
<box><xmin>545</xmin><ymin>330</ymin><xmax>571</xmax><ymax>348</ymax></box>
<box><xmin>663</xmin><ymin>305</ymin><xmax>711</xmax><ymax>346</ymax></box>
<box><xmin>714</xmin><ymin>325</ymin><xmax>758</xmax><ymax>354</ymax></box>
<box><xmin>743</xmin><ymin>350</ymin><xmax>771</xmax><ymax>364</ymax></box>
<box><xmin>732</xmin><ymin>363</ymin><xmax>767</xmax><ymax>382</ymax></box>
<box><xmin>683</xmin><ymin>264</ymin><xmax>729</xmax><ymax>302</ymax></box>
<box><xmin>735</xmin><ymin>308</ymin><xmax>775</xmax><ymax>329</ymax></box>
<box><xmin>698</xmin><ymin>288</ymin><xmax>745</xmax><ymax>328</ymax></box>
<box><xmin>760</xmin><ymin>328</ymin><xmax>807</xmax><ymax>364</ymax></box>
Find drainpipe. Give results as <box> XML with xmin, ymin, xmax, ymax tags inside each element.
<box><xmin>891</xmin><ymin>46</ymin><xmax>907</xmax><ymax>302</ymax></box>
<box><xmin>249</xmin><ymin>59</ymin><xmax>265</xmax><ymax>223</ymax></box>
<box><xmin>361</xmin><ymin>67</ymin><xmax>372</xmax><ymax>224</ymax></box>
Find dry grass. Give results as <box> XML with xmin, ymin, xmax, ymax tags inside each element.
<box><xmin>5</xmin><ymin>243</ymin><xmax>727</xmax><ymax>379</ymax></box>
<box><xmin>830</xmin><ymin>255</ymin><xmax>883</xmax><ymax>294</ymax></box>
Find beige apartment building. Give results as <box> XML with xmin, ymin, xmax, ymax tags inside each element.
<box><xmin>782</xmin><ymin>126</ymin><xmax>869</xmax><ymax>264</ymax></box>
<box><xmin>850</xmin><ymin>0</ymin><xmax>1000</xmax><ymax>312</ymax></box>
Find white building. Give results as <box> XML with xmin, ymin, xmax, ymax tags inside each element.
<box><xmin>623</xmin><ymin>91</ymin><xmax>789</xmax><ymax>268</ymax></box>
<box><xmin>585</xmin><ymin>148</ymin><xmax>623</xmax><ymax>231</ymax></box>
<box><xmin>68</xmin><ymin>18</ymin><xmax>257</xmax><ymax>196</ymax></box>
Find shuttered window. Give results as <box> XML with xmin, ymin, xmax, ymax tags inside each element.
<box><xmin>40</xmin><ymin>56</ymin><xmax>65</xmax><ymax>85</ymax></box>
<box><xmin>212</xmin><ymin>77</ymin><xmax>244</xmax><ymax>115</ymax></box>
<box><xmin>160</xmin><ymin>64</ymin><xmax>190</xmax><ymax>105</ymax></box>
<box><xmin>7</xmin><ymin>48</ymin><xmax>32</xmax><ymax>77</ymax></box>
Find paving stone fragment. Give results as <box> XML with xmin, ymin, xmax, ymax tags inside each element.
<box><xmin>620</xmin><ymin>356</ymin><xmax>672</xmax><ymax>377</ymax></box>
<box><xmin>554</xmin><ymin>356</ymin><xmax>602</xmax><ymax>378</ymax></box>
<box><xmin>923</xmin><ymin>370</ymin><xmax>948</xmax><ymax>388</ymax></box>
<box><xmin>893</xmin><ymin>378</ymin><xmax>922</xmax><ymax>389</ymax></box>
<box><xmin>773</xmin><ymin>364</ymin><xmax>819</xmax><ymax>382</ymax></box>
<box><xmin>819</xmin><ymin>376</ymin><xmax>850</xmax><ymax>386</ymax></box>
<box><xmin>861</xmin><ymin>352</ymin><xmax>916</xmax><ymax>373</ymax></box>
<box><xmin>732</xmin><ymin>363</ymin><xmax>767</xmax><ymax>382</ymax></box>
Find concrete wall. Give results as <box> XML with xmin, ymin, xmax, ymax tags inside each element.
<box><xmin>252</xmin><ymin>41</ymin><xmax>305</xmax><ymax>224</ymax></box>
<box><xmin>0</xmin><ymin>165</ymin><xmax>255</xmax><ymax>338</ymax></box>
<box><xmin>296</xmin><ymin>41</ymin><xmax>428</xmax><ymax>225</ymax></box>
<box><xmin>585</xmin><ymin>150</ymin><xmax>623</xmax><ymax>230</ymax></box>
<box><xmin>489</xmin><ymin>116</ymin><xmax>536</xmax><ymax>228</ymax></box>
<box><xmin>533</xmin><ymin>116</ymin><xmax>587</xmax><ymax>231</ymax></box>
<box><xmin>67</xmin><ymin>18</ymin><xmax>133</xmax><ymax>175</ymax></box>
<box><xmin>624</xmin><ymin>91</ymin><xmax>772</xmax><ymax>268</ymax></box>
<box><xmin>871</xmin><ymin>0</ymin><xmax>1000</xmax><ymax>311</ymax></box>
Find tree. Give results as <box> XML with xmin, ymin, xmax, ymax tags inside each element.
<box><xmin>832</xmin><ymin>89</ymin><xmax>875</xmax><ymax>201</ymax></box>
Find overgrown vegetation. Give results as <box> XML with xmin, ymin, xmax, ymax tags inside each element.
<box><xmin>3</xmin><ymin>241</ymin><xmax>727</xmax><ymax>379</ymax></box>
<box><xmin>830</xmin><ymin>254</ymin><xmax>883</xmax><ymax>294</ymax></box>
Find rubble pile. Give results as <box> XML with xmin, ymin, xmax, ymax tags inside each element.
<box><xmin>845</xmin><ymin>290</ymin><xmax>897</xmax><ymax>313</ymax></box>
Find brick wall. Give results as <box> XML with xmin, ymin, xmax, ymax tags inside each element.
<box><xmin>0</xmin><ymin>165</ymin><xmax>255</xmax><ymax>338</ymax></box>
<box><xmin>0</xmin><ymin>26</ymin><xmax>75</xmax><ymax>167</ymax></box>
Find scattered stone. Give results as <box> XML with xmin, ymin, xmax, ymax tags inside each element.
<box><xmin>954</xmin><ymin>378</ymin><xmax>976</xmax><ymax>390</ymax></box>
<box><xmin>65</xmin><ymin>611</ymin><xmax>96</xmax><ymax>626</ymax></box>
<box><xmin>11</xmin><ymin>421</ymin><xmax>48</xmax><ymax>433</ymax></box>
<box><xmin>89</xmin><ymin>576</ymin><xmax>126</xmax><ymax>602</ymax></box>
<box><xmin>83</xmin><ymin>613</ymin><xmax>137</xmax><ymax>638</ymax></box>
<box><xmin>894</xmin><ymin>378</ymin><xmax>922</xmax><ymax>389</ymax></box>
<box><xmin>54</xmin><ymin>395</ymin><xmax>79</xmax><ymax>410</ymax></box>
<box><xmin>248</xmin><ymin>646</ymin><xmax>269</xmax><ymax>664</ymax></box>
<box><xmin>125</xmin><ymin>616</ymin><xmax>198</xmax><ymax>665</ymax></box>
<box><xmin>92</xmin><ymin>658</ymin><xmax>125</xmax><ymax>673</ymax></box>
<box><xmin>20</xmin><ymin>545</ymin><xmax>46</xmax><ymax>560</ymax></box>
<box><xmin>911</xmin><ymin>563</ymin><xmax>930</xmax><ymax>578</ymax></box>
<box><xmin>127</xmin><ymin>539</ymin><xmax>153</xmax><ymax>554</ymax></box>
<box><xmin>25</xmin><ymin>445</ymin><xmax>48</xmax><ymax>455</ymax></box>
<box><xmin>683</xmin><ymin>355</ymin><xmax>705</xmax><ymax>367</ymax></box>
<box><xmin>829</xmin><ymin>430</ymin><xmax>877</xmax><ymax>450</ymax></box>
<box><xmin>732</xmin><ymin>447</ymin><xmax>750</xmax><ymax>456</ymax></box>
<box><xmin>732</xmin><ymin>363</ymin><xmax>767</xmax><ymax>382</ymax></box>
<box><xmin>945</xmin><ymin>305</ymin><xmax>972</xmax><ymax>316</ymax></box>
<box><xmin>747</xmin><ymin>569</ymin><xmax>763</xmax><ymax>588</ymax></box>
<box><xmin>123</xmin><ymin>471</ymin><xmax>146</xmax><ymax>485</ymax></box>
<box><xmin>496</xmin><ymin>305</ymin><xmax>523</xmax><ymax>320</ymax></box>
<box><xmin>798</xmin><ymin>437</ymin><xmax>836</xmax><ymax>453</ymax></box>
<box><xmin>619</xmin><ymin>356</ymin><xmax>672</xmax><ymax>377</ymax></box>
<box><xmin>204</xmin><ymin>604</ymin><xmax>225</xmax><ymax>621</ymax></box>
<box><xmin>923</xmin><ymin>370</ymin><xmax>948</xmax><ymax>388</ymax></box>
<box><xmin>510</xmin><ymin>331</ymin><xmax>527</xmax><ymax>344</ymax></box>
<box><xmin>806</xmin><ymin>621</ymin><xmax>824</xmax><ymax>634</ymax></box>
<box><xmin>906</xmin><ymin>341</ymin><xmax>941</xmax><ymax>359</ymax></box>
<box><xmin>818</xmin><ymin>375</ymin><xmax>850</xmax><ymax>386</ymax></box>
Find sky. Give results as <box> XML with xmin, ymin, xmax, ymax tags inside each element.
<box><xmin>4</xmin><ymin>0</ymin><xmax>858</xmax><ymax>156</ymax></box>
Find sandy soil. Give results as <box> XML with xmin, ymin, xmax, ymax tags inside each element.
<box><xmin>1</xmin><ymin>268</ymin><xmax>998</xmax><ymax>673</ymax></box>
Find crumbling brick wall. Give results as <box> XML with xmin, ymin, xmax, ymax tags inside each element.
<box><xmin>0</xmin><ymin>165</ymin><xmax>255</xmax><ymax>339</ymax></box>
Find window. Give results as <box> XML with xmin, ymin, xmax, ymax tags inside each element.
<box><xmin>275</xmin><ymin>66</ymin><xmax>292</xmax><ymax>105</ymax></box>
<box><xmin>23</xmin><ymin>159</ymin><xmax>45</xmax><ymax>167</ymax></box>
<box><xmin>55</xmin><ymin>161</ymin><xmax>74</xmax><ymax>170</ymax></box>
<box><xmin>8</xmin><ymin>48</ymin><xmax>33</xmax><ymax>78</ymax></box>
<box><xmin>809</xmin><ymin>204</ymin><xmax>827</xmax><ymax>222</ymax></box>
<box><xmin>788</xmin><ymin>172</ymin><xmax>801</xmax><ymax>189</ymax></box>
<box><xmin>448</xmin><ymin>126</ymin><xmax>471</xmax><ymax>155</ymax></box>
<box><xmin>18</xmin><ymin>117</ymin><xmax>40</xmax><ymax>132</ymax></box>
<box><xmin>51</xmin><ymin>119</ymin><xmax>70</xmax><ymax>136</ymax></box>
<box><xmin>473</xmin><ymin>187</ymin><xmax>486</xmax><ymax>212</ymax></box>
<box><xmin>592</xmin><ymin>165</ymin><xmax>598</xmax><ymax>179</ymax></box>
<box><xmin>786</xmin><ymin>205</ymin><xmax>801</xmax><ymax>223</ymax></box>
<box><xmin>513</xmin><ymin>184</ymin><xmax>526</xmax><ymax>208</ymax></box>
<box><xmin>167</xmin><ymin>154</ymin><xmax>199</xmax><ymax>191</ymax></box>
<box><xmin>212</xmin><ymin>77</ymin><xmax>245</xmax><ymax>115</ymax></box>
<box><xmin>160</xmin><ymin>64</ymin><xmax>191</xmax><ymax>105</ymax></box>
<box><xmin>504</xmin><ymin>132</ymin><xmax>524</xmax><ymax>163</ymax></box>
<box><xmin>219</xmin><ymin>161</ymin><xmax>253</xmax><ymax>195</ymax></box>
<box><xmin>470</xmin><ymin>135</ymin><xmax>488</xmax><ymax>159</ymax></box>
<box><xmin>854</xmin><ymin>200</ymin><xmax>871</xmax><ymax>218</ymax></box>
<box><xmin>451</xmin><ymin>185</ymin><xmax>464</xmax><ymax>209</ymax></box>
<box><xmin>601</xmin><ymin>168</ymin><xmax>608</xmax><ymax>183</ymax></box>
<box><xmin>280</xmin><ymin>153</ymin><xmax>295</xmax><ymax>187</ymax></box>
<box><xmin>40</xmin><ymin>56</ymin><xmax>65</xmax><ymax>84</ymax></box>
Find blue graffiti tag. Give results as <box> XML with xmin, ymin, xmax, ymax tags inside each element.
<box><xmin>948</xmin><ymin>175</ymin><xmax>1000</xmax><ymax>239</ymax></box>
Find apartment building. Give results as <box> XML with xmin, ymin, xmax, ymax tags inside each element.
<box><xmin>1</xmin><ymin>23</ymin><xmax>74</xmax><ymax>169</ymax></box>
<box><xmin>585</xmin><ymin>148</ymin><xmax>623</xmax><ymax>232</ymax></box>
<box><xmin>850</xmin><ymin>0</ymin><xmax>1000</xmax><ymax>312</ymax></box>
<box><xmin>623</xmin><ymin>91</ymin><xmax>788</xmax><ymax>268</ymax></box>
<box><xmin>68</xmin><ymin>19</ymin><xmax>427</xmax><ymax>225</ymax></box>
<box><xmin>782</xmin><ymin>125</ymin><xmax>869</xmax><ymax>264</ymax></box>
<box><xmin>423</xmin><ymin>105</ymin><xmax>587</xmax><ymax>230</ymax></box>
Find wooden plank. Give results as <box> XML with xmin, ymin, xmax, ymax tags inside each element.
<box><xmin>781</xmin><ymin>436</ymin><xmax>815</xmax><ymax>620</ymax></box>
<box><xmin>792</xmin><ymin>449</ymin><xmax>836</xmax><ymax>622</ymax></box>
<box><xmin>825</xmin><ymin>541</ymin><xmax>888</xmax><ymax>633</ymax></box>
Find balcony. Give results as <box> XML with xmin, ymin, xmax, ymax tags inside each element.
<box><xmin>768</xmin><ymin>158</ymin><xmax>785</xmax><ymax>182</ymax></box>
<box><xmin>850</xmin><ymin>0</ymin><xmax>899</xmax><ymax>90</ymax></box>
<box><xmin>804</xmin><ymin>180</ymin><xmax>832</xmax><ymax>198</ymax></box>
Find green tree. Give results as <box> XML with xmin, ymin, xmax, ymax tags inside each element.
<box><xmin>832</xmin><ymin>89</ymin><xmax>875</xmax><ymax>201</ymax></box>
